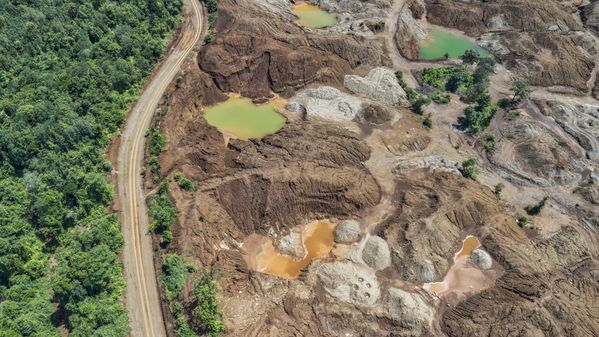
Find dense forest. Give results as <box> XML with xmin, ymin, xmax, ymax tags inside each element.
<box><xmin>0</xmin><ymin>0</ymin><xmax>182</xmax><ymax>335</ymax></box>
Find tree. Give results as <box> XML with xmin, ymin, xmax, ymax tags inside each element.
<box><xmin>461</xmin><ymin>158</ymin><xmax>481</xmax><ymax>180</ymax></box>
<box><xmin>525</xmin><ymin>197</ymin><xmax>548</xmax><ymax>216</ymax></box>
<box><xmin>160</xmin><ymin>254</ymin><xmax>187</xmax><ymax>301</ymax></box>
<box><xmin>511</xmin><ymin>80</ymin><xmax>530</xmax><ymax>102</ymax></box>
<box><xmin>192</xmin><ymin>270</ymin><xmax>226</xmax><ymax>337</ymax></box>
<box><xmin>461</xmin><ymin>49</ymin><xmax>481</xmax><ymax>65</ymax></box>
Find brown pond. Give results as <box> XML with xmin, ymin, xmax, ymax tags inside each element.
<box><xmin>243</xmin><ymin>220</ymin><xmax>336</xmax><ymax>279</ymax></box>
<box><xmin>424</xmin><ymin>235</ymin><xmax>495</xmax><ymax>297</ymax></box>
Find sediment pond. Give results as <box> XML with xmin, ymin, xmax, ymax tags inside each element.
<box><xmin>419</xmin><ymin>28</ymin><xmax>487</xmax><ymax>60</ymax></box>
<box><xmin>244</xmin><ymin>220</ymin><xmax>336</xmax><ymax>279</ymax></box>
<box><xmin>203</xmin><ymin>97</ymin><xmax>285</xmax><ymax>140</ymax></box>
<box><xmin>293</xmin><ymin>3</ymin><xmax>337</xmax><ymax>28</ymax></box>
<box><xmin>424</xmin><ymin>235</ymin><xmax>495</xmax><ymax>296</ymax></box>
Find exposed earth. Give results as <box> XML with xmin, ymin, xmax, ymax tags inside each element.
<box><xmin>146</xmin><ymin>0</ymin><xmax>599</xmax><ymax>336</ymax></box>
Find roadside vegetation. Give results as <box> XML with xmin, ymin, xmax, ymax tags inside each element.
<box><xmin>0</xmin><ymin>0</ymin><xmax>182</xmax><ymax>335</ymax></box>
<box><xmin>149</xmin><ymin>180</ymin><xmax>178</xmax><ymax>235</ymax></box>
<box><xmin>160</xmin><ymin>254</ymin><xmax>226</xmax><ymax>337</ymax></box>
<box><xmin>204</xmin><ymin>0</ymin><xmax>219</xmax><ymax>43</ymax></box>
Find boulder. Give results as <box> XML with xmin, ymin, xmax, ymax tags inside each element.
<box><xmin>361</xmin><ymin>235</ymin><xmax>391</xmax><ymax>270</ymax></box>
<box><xmin>385</xmin><ymin>288</ymin><xmax>433</xmax><ymax>334</ymax></box>
<box><xmin>334</xmin><ymin>220</ymin><xmax>361</xmax><ymax>243</ymax></box>
<box><xmin>470</xmin><ymin>248</ymin><xmax>493</xmax><ymax>270</ymax></box>
<box><xmin>344</xmin><ymin>67</ymin><xmax>409</xmax><ymax>107</ymax></box>
<box><xmin>317</xmin><ymin>261</ymin><xmax>380</xmax><ymax>305</ymax></box>
<box><xmin>287</xmin><ymin>86</ymin><xmax>363</xmax><ymax>121</ymax></box>
<box><xmin>418</xmin><ymin>259</ymin><xmax>437</xmax><ymax>283</ymax></box>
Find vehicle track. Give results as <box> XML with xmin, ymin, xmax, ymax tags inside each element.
<box><xmin>116</xmin><ymin>1</ymin><xmax>204</xmax><ymax>336</ymax></box>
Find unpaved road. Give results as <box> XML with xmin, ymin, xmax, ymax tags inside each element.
<box><xmin>116</xmin><ymin>1</ymin><xmax>203</xmax><ymax>336</ymax></box>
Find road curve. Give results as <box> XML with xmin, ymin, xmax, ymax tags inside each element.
<box><xmin>116</xmin><ymin>1</ymin><xmax>203</xmax><ymax>336</ymax></box>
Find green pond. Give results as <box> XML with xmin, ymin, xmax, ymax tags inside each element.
<box><xmin>419</xmin><ymin>28</ymin><xmax>487</xmax><ymax>60</ymax></box>
<box><xmin>203</xmin><ymin>97</ymin><xmax>285</xmax><ymax>140</ymax></box>
<box><xmin>293</xmin><ymin>4</ymin><xmax>337</xmax><ymax>28</ymax></box>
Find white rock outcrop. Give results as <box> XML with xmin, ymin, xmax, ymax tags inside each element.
<box><xmin>317</xmin><ymin>261</ymin><xmax>380</xmax><ymax>305</ymax></box>
<box><xmin>385</xmin><ymin>288</ymin><xmax>433</xmax><ymax>334</ymax></box>
<box><xmin>470</xmin><ymin>248</ymin><xmax>493</xmax><ymax>270</ymax></box>
<box><xmin>344</xmin><ymin>67</ymin><xmax>409</xmax><ymax>107</ymax></box>
<box><xmin>361</xmin><ymin>235</ymin><xmax>391</xmax><ymax>271</ymax></box>
<box><xmin>334</xmin><ymin>220</ymin><xmax>361</xmax><ymax>243</ymax></box>
<box><xmin>287</xmin><ymin>86</ymin><xmax>362</xmax><ymax>121</ymax></box>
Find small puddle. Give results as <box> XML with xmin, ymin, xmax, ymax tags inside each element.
<box><xmin>454</xmin><ymin>235</ymin><xmax>481</xmax><ymax>259</ymax></box>
<box><xmin>243</xmin><ymin>220</ymin><xmax>336</xmax><ymax>279</ymax></box>
<box><xmin>419</xmin><ymin>28</ymin><xmax>488</xmax><ymax>60</ymax></box>
<box><xmin>424</xmin><ymin>235</ymin><xmax>495</xmax><ymax>297</ymax></box>
<box><xmin>203</xmin><ymin>96</ymin><xmax>286</xmax><ymax>140</ymax></box>
<box><xmin>293</xmin><ymin>3</ymin><xmax>337</xmax><ymax>28</ymax></box>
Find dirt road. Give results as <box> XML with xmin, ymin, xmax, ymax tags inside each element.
<box><xmin>116</xmin><ymin>1</ymin><xmax>203</xmax><ymax>336</ymax></box>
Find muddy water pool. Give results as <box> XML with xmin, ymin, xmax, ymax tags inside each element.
<box><xmin>293</xmin><ymin>3</ymin><xmax>337</xmax><ymax>28</ymax></box>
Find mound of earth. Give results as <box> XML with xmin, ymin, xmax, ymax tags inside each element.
<box><xmin>344</xmin><ymin>67</ymin><xmax>410</xmax><ymax>106</ymax></box>
<box><xmin>490</xmin><ymin>114</ymin><xmax>582</xmax><ymax>186</ymax></box>
<box><xmin>287</xmin><ymin>86</ymin><xmax>363</xmax><ymax>120</ymax></box>
<box><xmin>424</xmin><ymin>0</ymin><xmax>596</xmax><ymax>92</ymax></box>
<box><xmin>198</xmin><ymin>0</ymin><xmax>389</xmax><ymax>100</ymax></box>
<box><xmin>394</xmin><ymin>0</ymin><xmax>427</xmax><ymax>60</ymax></box>
<box><xmin>361</xmin><ymin>235</ymin><xmax>391</xmax><ymax>270</ymax></box>
<box><xmin>374</xmin><ymin>169</ymin><xmax>506</xmax><ymax>283</ymax></box>
<box><xmin>334</xmin><ymin>220</ymin><xmax>361</xmax><ymax>243</ymax></box>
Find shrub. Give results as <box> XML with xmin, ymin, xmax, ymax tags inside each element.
<box><xmin>147</xmin><ymin>126</ymin><xmax>166</xmax><ymax>157</ymax></box>
<box><xmin>148</xmin><ymin>180</ymin><xmax>178</xmax><ymax>233</ymax></box>
<box><xmin>160</xmin><ymin>254</ymin><xmax>186</xmax><ymax>301</ymax></box>
<box><xmin>461</xmin><ymin>158</ymin><xmax>481</xmax><ymax>180</ymax></box>
<box><xmin>511</xmin><ymin>80</ymin><xmax>530</xmax><ymax>102</ymax></box>
<box><xmin>484</xmin><ymin>135</ymin><xmax>496</xmax><ymax>153</ymax></box>
<box><xmin>205</xmin><ymin>0</ymin><xmax>218</xmax><ymax>13</ymax></box>
<box><xmin>461</xmin><ymin>49</ymin><xmax>481</xmax><ymax>64</ymax></box>
<box><xmin>412</xmin><ymin>96</ymin><xmax>431</xmax><ymax>115</ymax></box>
<box><xmin>174</xmin><ymin>172</ymin><xmax>196</xmax><ymax>192</ymax></box>
<box><xmin>464</xmin><ymin>102</ymin><xmax>497</xmax><ymax>133</ymax></box>
<box><xmin>494</xmin><ymin>183</ymin><xmax>504</xmax><ymax>199</ymax></box>
<box><xmin>208</xmin><ymin>13</ymin><xmax>218</xmax><ymax>25</ymax></box>
<box><xmin>421</xmin><ymin>66</ymin><xmax>455</xmax><ymax>90</ymax></box>
<box><xmin>373</xmin><ymin>21</ymin><xmax>385</xmax><ymax>31</ymax></box>
<box><xmin>431</xmin><ymin>90</ymin><xmax>451</xmax><ymax>104</ymax></box>
<box><xmin>423</xmin><ymin>116</ymin><xmax>433</xmax><ymax>128</ymax></box>
<box><xmin>204</xmin><ymin>28</ymin><xmax>214</xmax><ymax>44</ymax></box>
<box><xmin>497</xmin><ymin>98</ymin><xmax>511</xmax><ymax>109</ymax></box>
<box><xmin>517</xmin><ymin>216</ymin><xmax>529</xmax><ymax>228</ymax></box>
<box><xmin>525</xmin><ymin>197</ymin><xmax>548</xmax><ymax>216</ymax></box>
<box><xmin>192</xmin><ymin>270</ymin><xmax>226</xmax><ymax>337</ymax></box>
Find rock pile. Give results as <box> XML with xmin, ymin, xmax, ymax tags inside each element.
<box><xmin>361</xmin><ymin>235</ymin><xmax>391</xmax><ymax>270</ymax></box>
<box><xmin>344</xmin><ymin>67</ymin><xmax>409</xmax><ymax>107</ymax></box>
<box><xmin>385</xmin><ymin>287</ymin><xmax>433</xmax><ymax>334</ymax></box>
<box><xmin>317</xmin><ymin>261</ymin><xmax>381</xmax><ymax>305</ymax></box>
<box><xmin>287</xmin><ymin>86</ymin><xmax>362</xmax><ymax>121</ymax></box>
<box><xmin>470</xmin><ymin>249</ymin><xmax>493</xmax><ymax>270</ymax></box>
<box><xmin>334</xmin><ymin>220</ymin><xmax>361</xmax><ymax>243</ymax></box>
